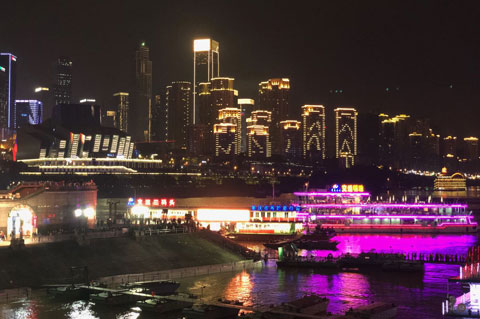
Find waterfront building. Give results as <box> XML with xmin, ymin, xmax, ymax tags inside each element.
<box><xmin>247</xmin><ymin>125</ymin><xmax>271</xmax><ymax>159</ymax></box>
<box><xmin>113</xmin><ymin>92</ymin><xmax>129</xmax><ymax>132</ymax></box>
<box><xmin>335</xmin><ymin>107</ymin><xmax>357</xmax><ymax>168</ymax></box>
<box><xmin>102</xmin><ymin>105</ymin><xmax>117</xmax><ymax>129</ymax></box>
<box><xmin>280</xmin><ymin>120</ymin><xmax>302</xmax><ymax>161</ymax></box>
<box><xmin>14</xmin><ymin>100</ymin><xmax>43</xmax><ymax>129</ymax></box>
<box><xmin>16</xmin><ymin>103</ymin><xmax>136</xmax><ymax>167</ymax></box>
<box><xmin>131</xmin><ymin>43</ymin><xmax>152</xmax><ymax>142</ymax></box>
<box><xmin>34</xmin><ymin>87</ymin><xmax>53</xmax><ymax>122</ymax></box>
<box><xmin>193</xmin><ymin>38</ymin><xmax>219</xmax><ymax>125</ymax></box>
<box><xmin>301</xmin><ymin>105</ymin><xmax>326</xmax><ymax>161</ymax></box>
<box><xmin>0</xmin><ymin>181</ymin><xmax>97</xmax><ymax>236</ymax></box>
<box><xmin>0</xmin><ymin>53</ymin><xmax>17</xmax><ymax>139</ymax></box>
<box><xmin>54</xmin><ymin>57</ymin><xmax>72</xmax><ymax>106</ymax></box>
<box><xmin>258</xmin><ymin>78</ymin><xmax>290</xmax><ymax>154</ymax></box>
<box><xmin>213</xmin><ymin>123</ymin><xmax>237</xmax><ymax>157</ymax></box>
<box><xmin>165</xmin><ymin>81</ymin><xmax>192</xmax><ymax>150</ymax></box>
<box><xmin>238</xmin><ymin>98</ymin><xmax>254</xmax><ymax>153</ymax></box>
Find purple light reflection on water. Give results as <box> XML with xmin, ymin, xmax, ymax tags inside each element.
<box><xmin>298</xmin><ymin>234</ymin><xmax>477</xmax><ymax>258</ymax></box>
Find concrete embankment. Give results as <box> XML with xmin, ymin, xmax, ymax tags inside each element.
<box><xmin>0</xmin><ymin>232</ymin><xmax>244</xmax><ymax>289</ymax></box>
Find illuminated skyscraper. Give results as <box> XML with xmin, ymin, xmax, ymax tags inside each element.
<box><xmin>464</xmin><ymin>137</ymin><xmax>479</xmax><ymax>161</ymax></box>
<box><xmin>165</xmin><ymin>81</ymin><xmax>192</xmax><ymax>149</ymax></box>
<box><xmin>258</xmin><ymin>78</ymin><xmax>290</xmax><ymax>154</ymax></box>
<box><xmin>0</xmin><ymin>53</ymin><xmax>17</xmax><ymax>138</ymax></box>
<box><xmin>301</xmin><ymin>105</ymin><xmax>326</xmax><ymax>161</ymax></box>
<box><xmin>247</xmin><ymin>125</ymin><xmax>271</xmax><ymax>159</ymax></box>
<box><xmin>211</xmin><ymin>77</ymin><xmax>235</xmax><ymax>117</ymax></box>
<box><xmin>238</xmin><ymin>98</ymin><xmax>254</xmax><ymax>153</ymax></box>
<box><xmin>218</xmin><ymin>108</ymin><xmax>242</xmax><ymax>155</ymax></box>
<box><xmin>54</xmin><ymin>57</ymin><xmax>72</xmax><ymax>106</ymax></box>
<box><xmin>335</xmin><ymin>107</ymin><xmax>358</xmax><ymax>168</ymax></box>
<box><xmin>213</xmin><ymin>123</ymin><xmax>237</xmax><ymax>157</ymax></box>
<box><xmin>113</xmin><ymin>92</ymin><xmax>129</xmax><ymax>132</ymax></box>
<box><xmin>280</xmin><ymin>120</ymin><xmax>302</xmax><ymax>161</ymax></box>
<box><xmin>14</xmin><ymin>100</ymin><xmax>42</xmax><ymax>129</ymax></box>
<box><xmin>34</xmin><ymin>87</ymin><xmax>52</xmax><ymax>121</ymax></box>
<box><xmin>132</xmin><ymin>43</ymin><xmax>152</xmax><ymax>141</ymax></box>
<box><xmin>193</xmin><ymin>39</ymin><xmax>219</xmax><ymax>124</ymax></box>
<box><xmin>151</xmin><ymin>94</ymin><xmax>167</xmax><ymax>141</ymax></box>
<box><xmin>250</xmin><ymin>110</ymin><xmax>272</xmax><ymax>126</ymax></box>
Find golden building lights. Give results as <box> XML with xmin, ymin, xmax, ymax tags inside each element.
<box><xmin>335</xmin><ymin>107</ymin><xmax>357</xmax><ymax>168</ymax></box>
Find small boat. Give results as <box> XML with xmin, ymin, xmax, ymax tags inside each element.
<box><xmin>120</xmin><ymin>280</ymin><xmax>180</xmax><ymax>295</ymax></box>
<box><xmin>46</xmin><ymin>285</ymin><xmax>90</xmax><ymax>300</ymax></box>
<box><xmin>344</xmin><ymin>302</ymin><xmax>397</xmax><ymax>319</ymax></box>
<box><xmin>136</xmin><ymin>297</ymin><xmax>194</xmax><ymax>313</ymax></box>
<box><xmin>262</xmin><ymin>295</ymin><xmax>330</xmax><ymax>319</ymax></box>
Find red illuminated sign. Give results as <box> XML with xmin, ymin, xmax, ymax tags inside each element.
<box><xmin>136</xmin><ymin>198</ymin><xmax>176</xmax><ymax>207</ymax></box>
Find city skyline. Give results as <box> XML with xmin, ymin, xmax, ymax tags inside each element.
<box><xmin>2</xmin><ymin>1</ymin><xmax>480</xmax><ymax>137</ymax></box>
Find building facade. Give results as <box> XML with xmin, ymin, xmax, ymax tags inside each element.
<box><xmin>214</xmin><ymin>123</ymin><xmax>237</xmax><ymax>157</ymax></box>
<box><xmin>247</xmin><ymin>125</ymin><xmax>271</xmax><ymax>159</ymax></box>
<box><xmin>301</xmin><ymin>105</ymin><xmax>326</xmax><ymax>161</ymax></box>
<box><xmin>54</xmin><ymin>57</ymin><xmax>72</xmax><ymax>106</ymax></box>
<box><xmin>335</xmin><ymin>107</ymin><xmax>358</xmax><ymax>168</ymax></box>
<box><xmin>217</xmin><ymin>107</ymin><xmax>242</xmax><ymax>155</ymax></box>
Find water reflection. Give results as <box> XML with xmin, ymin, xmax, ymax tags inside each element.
<box><xmin>0</xmin><ymin>234</ymin><xmax>475</xmax><ymax>319</ymax></box>
<box><xmin>223</xmin><ymin>271</ymin><xmax>253</xmax><ymax>305</ymax></box>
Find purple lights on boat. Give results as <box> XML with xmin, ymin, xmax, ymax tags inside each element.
<box><xmin>311</xmin><ymin>215</ymin><xmax>474</xmax><ymax>220</ymax></box>
<box><xmin>301</xmin><ymin>203</ymin><xmax>468</xmax><ymax>209</ymax></box>
<box><xmin>294</xmin><ymin>192</ymin><xmax>371</xmax><ymax>197</ymax></box>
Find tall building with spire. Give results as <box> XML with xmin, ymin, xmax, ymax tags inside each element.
<box><xmin>131</xmin><ymin>42</ymin><xmax>152</xmax><ymax>141</ymax></box>
<box><xmin>335</xmin><ymin>107</ymin><xmax>358</xmax><ymax>168</ymax></box>
<box><xmin>0</xmin><ymin>53</ymin><xmax>16</xmax><ymax>138</ymax></box>
<box><xmin>193</xmin><ymin>39</ymin><xmax>219</xmax><ymax>125</ymax></box>
<box><xmin>54</xmin><ymin>57</ymin><xmax>72</xmax><ymax>106</ymax></box>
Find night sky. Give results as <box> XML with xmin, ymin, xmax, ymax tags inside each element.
<box><xmin>2</xmin><ymin>1</ymin><xmax>480</xmax><ymax>136</ymax></box>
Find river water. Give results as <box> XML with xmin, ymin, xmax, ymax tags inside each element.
<box><xmin>0</xmin><ymin>234</ymin><xmax>477</xmax><ymax>319</ymax></box>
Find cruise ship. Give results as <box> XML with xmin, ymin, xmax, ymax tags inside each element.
<box><xmin>295</xmin><ymin>184</ymin><xmax>477</xmax><ymax>233</ymax></box>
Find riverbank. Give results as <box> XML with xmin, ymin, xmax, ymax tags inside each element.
<box><xmin>0</xmin><ymin>232</ymin><xmax>244</xmax><ymax>289</ymax></box>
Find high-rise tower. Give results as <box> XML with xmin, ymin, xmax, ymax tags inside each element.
<box><xmin>165</xmin><ymin>81</ymin><xmax>192</xmax><ymax>150</ymax></box>
<box><xmin>302</xmin><ymin>105</ymin><xmax>326</xmax><ymax>161</ymax></box>
<box><xmin>132</xmin><ymin>43</ymin><xmax>152</xmax><ymax>141</ymax></box>
<box><xmin>335</xmin><ymin>107</ymin><xmax>358</xmax><ymax>168</ymax></box>
<box><xmin>193</xmin><ymin>39</ymin><xmax>219</xmax><ymax>125</ymax></box>
<box><xmin>113</xmin><ymin>92</ymin><xmax>129</xmax><ymax>132</ymax></box>
<box><xmin>0</xmin><ymin>53</ymin><xmax>17</xmax><ymax>138</ymax></box>
<box><xmin>54</xmin><ymin>57</ymin><xmax>72</xmax><ymax>106</ymax></box>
